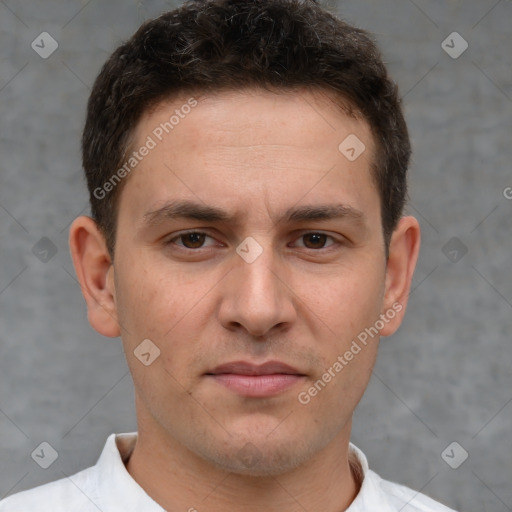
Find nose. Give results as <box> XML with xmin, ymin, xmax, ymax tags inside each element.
<box><xmin>217</xmin><ymin>239</ymin><xmax>297</xmax><ymax>338</ymax></box>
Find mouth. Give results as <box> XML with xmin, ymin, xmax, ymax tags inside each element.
<box><xmin>205</xmin><ymin>360</ymin><xmax>306</xmax><ymax>397</ymax></box>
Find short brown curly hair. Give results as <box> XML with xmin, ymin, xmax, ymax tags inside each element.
<box><xmin>82</xmin><ymin>0</ymin><xmax>410</xmax><ymax>257</ymax></box>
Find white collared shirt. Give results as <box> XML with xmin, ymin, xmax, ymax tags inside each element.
<box><xmin>0</xmin><ymin>432</ymin><xmax>456</xmax><ymax>511</ymax></box>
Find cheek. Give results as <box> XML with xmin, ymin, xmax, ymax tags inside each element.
<box><xmin>302</xmin><ymin>263</ymin><xmax>385</xmax><ymax>340</ymax></box>
<box><xmin>114</xmin><ymin>269</ymin><xmax>159</xmax><ymax>337</ymax></box>
<box><xmin>114</xmin><ymin>259</ymin><xmax>217</xmax><ymax>381</ymax></box>
<box><xmin>115</xmin><ymin>256</ymin><xmax>195</xmax><ymax>335</ymax></box>
<box><xmin>296</xmin><ymin>260</ymin><xmax>384</xmax><ymax>402</ymax></box>
<box><xmin>115</xmin><ymin>265</ymin><xmax>205</xmax><ymax>401</ymax></box>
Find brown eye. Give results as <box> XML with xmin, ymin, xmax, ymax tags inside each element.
<box><xmin>301</xmin><ymin>233</ymin><xmax>330</xmax><ymax>249</ymax></box>
<box><xmin>179</xmin><ymin>232</ymin><xmax>207</xmax><ymax>249</ymax></box>
<box><xmin>164</xmin><ymin>231</ymin><xmax>221</xmax><ymax>254</ymax></box>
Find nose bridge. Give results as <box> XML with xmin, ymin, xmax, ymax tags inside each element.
<box><xmin>235</xmin><ymin>235</ymin><xmax>280</xmax><ymax>302</ymax></box>
<box><xmin>219</xmin><ymin>234</ymin><xmax>295</xmax><ymax>336</ymax></box>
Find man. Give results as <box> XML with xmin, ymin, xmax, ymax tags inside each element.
<box><xmin>0</xmin><ymin>0</ymin><xmax>456</xmax><ymax>510</ymax></box>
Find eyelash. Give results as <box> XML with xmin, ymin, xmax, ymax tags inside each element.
<box><xmin>165</xmin><ymin>230</ymin><xmax>341</xmax><ymax>252</ymax></box>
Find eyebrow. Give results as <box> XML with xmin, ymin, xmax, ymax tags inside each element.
<box><xmin>142</xmin><ymin>199</ymin><xmax>366</xmax><ymax>227</ymax></box>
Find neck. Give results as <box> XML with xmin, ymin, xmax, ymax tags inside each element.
<box><xmin>125</xmin><ymin>414</ymin><xmax>361</xmax><ymax>512</ymax></box>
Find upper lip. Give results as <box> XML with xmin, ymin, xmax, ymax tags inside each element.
<box><xmin>206</xmin><ymin>360</ymin><xmax>305</xmax><ymax>376</ymax></box>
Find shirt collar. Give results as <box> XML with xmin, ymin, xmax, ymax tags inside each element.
<box><xmin>346</xmin><ymin>443</ymin><xmax>397</xmax><ymax>512</ymax></box>
<box><xmin>93</xmin><ymin>432</ymin><xmax>166</xmax><ymax>511</ymax></box>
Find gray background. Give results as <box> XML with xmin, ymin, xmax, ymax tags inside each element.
<box><xmin>0</xmin><ymin>0</ymin><xmax>511</xmax><ymax>510</ymax></box>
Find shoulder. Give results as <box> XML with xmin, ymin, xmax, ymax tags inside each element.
<box><xmin>369</xmin><ymin>469</ymin><xmax>458</xmax><ymax>512</ymax></box>
<box><xmin>0</xmin><ymin>466</ymin><xmax>99</xmax><ymax>512</ymax></box>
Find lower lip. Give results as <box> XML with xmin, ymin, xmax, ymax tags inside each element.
<box><xmin>207</xmin><ymin>374</ymin><xmax>305</xmax><ymax>397</ymax></box>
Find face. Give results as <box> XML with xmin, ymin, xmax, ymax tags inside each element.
<box><xmin>76</xmin><ymin>87</ymin><xmax>417</xmax><ymax>477</ymax></box>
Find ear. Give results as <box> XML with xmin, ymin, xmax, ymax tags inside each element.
<box><xmin>379</xmin><ymin>216</ymin><xmax>421</xmax><ymax>337</ymax></box>
<box><xmin>68</xmin><ymin>216</ymin><xmax>120</xmax><ymax>338</ymax></box>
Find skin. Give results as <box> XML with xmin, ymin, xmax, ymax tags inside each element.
<box><xmin>69</xmin><ymin>87</ymin><xmax>420</xmax><ymax>512</ymax></box>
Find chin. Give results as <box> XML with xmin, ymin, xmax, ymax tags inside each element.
<box><xmin>195</xmin><ymin>433</ymin><xmax>318</xmax><ymax>477</ymax></box>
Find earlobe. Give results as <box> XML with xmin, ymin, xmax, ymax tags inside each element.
<box><xmin>68</xmin><ymin>216</ymin><xmax>121</xmax><ymax>338</ymax></box>
<box><xmin>379</xmin><ymin>216</ymin><xmax>421</xmax><ymax>337</ymax></box>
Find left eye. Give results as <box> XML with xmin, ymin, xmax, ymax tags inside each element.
<box><xmin>291</xmin><ymin>233</ymin><xmax>336</xmax><ymax>250</ymax></box>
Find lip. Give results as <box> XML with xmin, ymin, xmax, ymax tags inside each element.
<box><xmin>207</xmin><ymin>360</ymin><xmax>304</xmax><ymax>376</ymax></box>
<box><xmin>205</xmin><ymin>360</ymin><xmax>306</xmax><ymax>397</ymax></box>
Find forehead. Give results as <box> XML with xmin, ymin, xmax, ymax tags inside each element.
<box><xmin>141</xmin><ymin>87</ymin><xmax>371</xmax><ymax>152</ymax></box>
<box><xmin>119</xmin><ymin>87</ymin><xmax>379</xmax><ymax>226</ymax></box>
